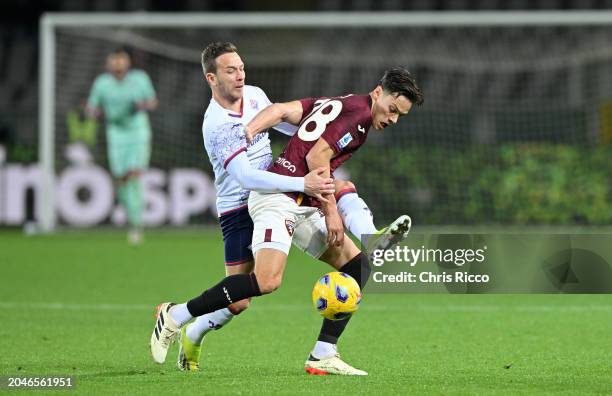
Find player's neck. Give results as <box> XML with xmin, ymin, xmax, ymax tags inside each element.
<box><xmin>111</xmin><ymin>70</ymin><xmax>128</xmax><ymax>81</ymax></box>
<box><xmin>213</xmin><ymin>93</ymin><xmax>243</xmax><ymax>114</ymax></box>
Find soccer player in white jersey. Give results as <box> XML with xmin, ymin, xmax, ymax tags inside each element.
<box><xmin>150</xmin><ymin>42</ymin><xmax>412</xmax><ymax>374</ymax></box>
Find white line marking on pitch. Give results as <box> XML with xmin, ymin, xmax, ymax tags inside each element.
<box><xmin>0</xmin><ymin>302</ymin><xmax>610</xmax><ymax>313</ymax></box>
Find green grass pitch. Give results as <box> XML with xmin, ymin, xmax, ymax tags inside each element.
<box><xmin>1</xmin><ymin>229</ymin><xmax>611</xmax><ymax>395</ymax></box>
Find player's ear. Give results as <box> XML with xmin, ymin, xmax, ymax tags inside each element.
<box><xmin>372</xmin><ymin>85</ymin><xmax>383</xmax><ymax>101</ymax></box>
<box><xmin>205</xmin><ymin>72</ymin><xmax>216</xmax><ymax>86</ymax></box>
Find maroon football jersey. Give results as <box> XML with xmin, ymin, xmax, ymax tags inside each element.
<box><xmin>268</xmin><ymin>94</ymin><xmax>373</xmax><ymax>207</ymax></box>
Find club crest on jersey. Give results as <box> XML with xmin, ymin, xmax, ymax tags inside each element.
<box><xmin>336</xmin><ymin>132</ymin><xmax>353</xmax><ymax>150</ymax></box>
<box><xmin>250</xmin><ymin>99</ymin><xmax>259</xmax><ymax>110</ymax></box>
<box><xmin>285</xmin><ymin>219</ymin><xmax>295</xmax><ymax>236</ymax></box>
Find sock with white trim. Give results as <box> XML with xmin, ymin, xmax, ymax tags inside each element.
<box><xmin>169</xmin><ymin>303</ymin><xmax>193</xmax><ymax>327</ymax></box>
<box><xmin>185</xmin><ymin>308</ymin><xmax>234</xmax><ymax>344</ymax></box>
<box><xmin>312</xmin><ymin>341</ymin><xmax>338</xmax><ymax>359</ymax></box>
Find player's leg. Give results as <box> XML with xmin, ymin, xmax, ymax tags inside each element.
<box><xmin>183</xmin><ymin>264</ymin><xmax>253</xmax><ymax>343</ymax></box>
<box><xmin>158</xmin><ymin>249</ymin><xmax>287</xmax><ymax>363</ymax></box>
<box><xmin>175</xmin><ymin>193</ymin><xmax>298</xmax><ymax>327</ymax></box>
<box><xmin>178</xmin><ymin>261</ymin><xmax>252</xmax><ymax>371</ymax></box>
<box><xmin>150</xmin><ymin>192</ymin><xmax>294</xmax><ymax>364</ymax></box>
<box><xmin>123</xmin><ymin>170</ymin><xmax>144</xmax><ymax>244</ymax></box>
<box><xmin>152</xmin><ymin>261</ymin><xmax>265</xmax><ymax>366</ymax></box>
<box><xmin>335</xmin><ymin>180</ymin><xmax>411</xmax><ymax>252</ymax></box>
<box><xmin>180</xmin><ymin>193</ymin><xmax>296</xmax><ymax>314</ymax></box>
<box><xmin>108</xmin><ymin>141</ymin><xmax>144</xmax><ymax>245</ymax></box>
<box><xmin>178</xmin><ymin>208</ymin><xmax>254</xmax><ymax>371</ymax></box>
<box><xmin>108</xmin><ymin>142</ymin><xmax>125</xmax><ymax>207</ymax></box>
<box><xmin>123</xmin><ymin>141</ymin><xmax>150</xmax><ymax>245</ymax></box>
<box><xmin>308</xmin><ymin>240</ymin><xmax>369</xmax><ymax>376</ymax></box>
<box><xmin>335</xmin><ymin>180</ymin><xmax>377</xmax><ymax>242</ymax></box>
<box><xmin>108</xmin><ymin>143</ymin><xmax>135</xmax><ymax>243</ymax></box>
<box><xmin>311</xmin><ymin>241</ymin><xmax>368</xmax><ymax>355</ymax></box>
<box><xmin>292</xmin><ymin>212</ymin><xmax>369</xmax><ymax>375</ymax></box>
<box><xmin>150</xmin><ymin>263</ymin><xmax>266</xmax><ymax>364</ymax></box>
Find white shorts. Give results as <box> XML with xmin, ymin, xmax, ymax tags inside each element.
<box><xmin>248</xmin><ymin>191</ymin><xmax>331</xmax><ymax>259</ymax></box>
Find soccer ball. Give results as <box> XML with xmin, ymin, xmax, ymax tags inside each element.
<box><xmin>312</xmin><ymin>272</ymin><xmax>361</xmax><ymax>320</ymax></box>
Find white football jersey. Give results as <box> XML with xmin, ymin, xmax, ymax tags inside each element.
<box><xmin>202</xmin><ymin>85</ymin><xmax>296</xmax><ymax>215</ymax></box>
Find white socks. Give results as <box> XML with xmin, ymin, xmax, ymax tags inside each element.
<box><xmin>185</xmin><ymin>308</ymin><xmax>234</xmax><ymax>345</ymax></box>
<box><xmin>169</xmin><ymin>303</ymin><xmax>193</xmax><ymax>327</ymax></box>
<box><xmin>312</xmin><ymin>341</ymin><xmax>337</xmax><ymax>359</ymax></box>
<box><xmin>337</xmin><ymin>193</ymin><xmax>377</xmax><ymax>244</ymax></box>
<box><xmin>169</xmin><ymin>304</ymin><xmax>235</xmax><ymax>345</ymax></box>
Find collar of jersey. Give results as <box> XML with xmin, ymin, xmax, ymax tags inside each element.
<box><xmin>211</xmin><ymin>97</ymin><xmax>244</xmax><ymax>118</ymax></box>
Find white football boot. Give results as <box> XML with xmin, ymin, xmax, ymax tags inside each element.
<box><xmin>150</xmin><ymin>302</ymin><xmax>180</xmax><ymax>364</ymax></box>
<box><xmin>305</xmin><ymin>353</ymin><xmax>368</xmax><ymax>376</ymax></box>
<box><xmin>366</xmin><ymin>214</ymin><xmax>412</xmax><ymax>253</ymax></box>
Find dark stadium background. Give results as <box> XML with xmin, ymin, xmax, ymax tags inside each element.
<box><xmin>3</xmin><ymin>0</ymin><xmax>612</xmax><ymax>229</ymax></box>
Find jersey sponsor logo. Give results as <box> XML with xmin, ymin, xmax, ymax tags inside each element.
<box><xmin>336</xmin><ymin>132</ymin><xmax>353</xmax><ymax>150</ymax></box>
<box><xmin>275</xmin><ymin>157</ymin><xmax>297</xmax><ymax>173</ymax></box>
<box><xmin>250</xmin><ymin>99</ymin><xmax>259</xmax><ymax>110</ymax></box>
<box><xmin>285</xmin><ymin>219</ymin><xmax>295</xmax><ymax>236</ymax></box>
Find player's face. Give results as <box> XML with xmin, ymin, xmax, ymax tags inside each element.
<box><xmin>209</xmin><ymin>52</ymin><xmax>245</xmax><ymax>102</ymax></box>
<box><xmin>106</xmin><ymin>53</ymin><xmax>130</xmax><ymax>80</ymax></box>
<box><xmin>371</xmin><ymin>87</ymin><xmax>413</xmax><ymax>130</ymax></box>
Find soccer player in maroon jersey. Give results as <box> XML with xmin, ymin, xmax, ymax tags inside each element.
<box><xmin>152</xmin><ymin>68</ymin><xmax>423</xmax><ymax>375</ymax></box>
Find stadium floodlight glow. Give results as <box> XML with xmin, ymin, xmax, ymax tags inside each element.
<box><xmin>39</xmin><ymin>11</ymin><xmax>612</xmax><ymax>232</ymax></box>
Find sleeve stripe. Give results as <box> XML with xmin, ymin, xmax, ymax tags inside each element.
<box><xmin>223</xmin><ymin>147</ymin><xmax>247</xmax><ymax>168</ymax></box>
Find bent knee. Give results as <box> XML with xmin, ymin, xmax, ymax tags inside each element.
<box><xmin>257</xmin><ymin>275</ymin><xmax>283</xmax><ymax>294</ymax></box>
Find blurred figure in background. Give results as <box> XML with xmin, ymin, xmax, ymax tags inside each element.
<box><xmin>86</xmin><ymin>48</ymin><xmax>158</xmax><ymax>245</ymax></box>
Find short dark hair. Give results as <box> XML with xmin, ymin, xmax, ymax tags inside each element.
<box><xmin>201</xmin><ymin>42</ymin><xmax>238</xmax><ymax>74</ymax></box>
<box><xmin>379</xmin><ymin>67</ymin><xmax>424</xmax><ymax>106</ymax></box>
<box><xmin>110</xmin><ymin>47</ymin><xmax>131</xmax><ymax>58</ymax></box>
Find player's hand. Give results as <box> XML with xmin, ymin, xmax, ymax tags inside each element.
<box><xmin>245</xmin><ymin>125</ymin><xmax>255</xmax><ymax>144</ymax></box>
<box><xmin>325</xmin><ymin>210</ymin><xmax>345</xmax><ymax>247</ymax></box>
<box><xmin>86</xmin><ymin>106</ymin><xmax>101</xmax><ymax>119</ymax></box>
<box><xmin>304</xmin><ymin>167</ymin><xmax>334</xmax><ymax>202</ymax></box>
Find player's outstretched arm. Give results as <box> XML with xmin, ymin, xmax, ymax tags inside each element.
<box><xmin>306</xmin><ymin>138</ymin><xmax>344</xmax><ymax>247</ymax></box>
<box><xmin>245</xmin><ymin>100</ymin><xmax>303</xmax><ymax>143</ymax></box>
<box><xmin>225</xmin><ymin>150</ymin><xmax>334</xmax><ymax>197</ymax></box>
